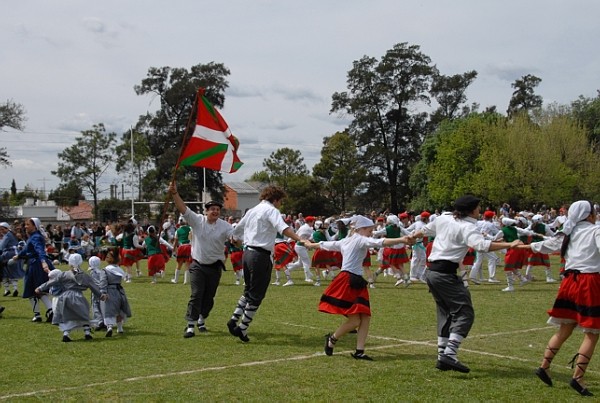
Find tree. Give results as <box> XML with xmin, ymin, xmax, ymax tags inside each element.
<box><xmin>429</xmin><ymin>71</ymin><xmax>478</xmax><ymax>127</ymax></box>
<box><xmin>263</xmin><ymin>147</ymin><xmax>309</xmax><ymax>191</ymax></box>
<box><xmin>114</xmin><ymin>129</ymin><xmax>152</xmax><ymax>201</ymax></box>
<box><xmin>570</xmin><ymin>91</ymin><xmax>600</xmax><ymax>147</ymax></box>
<box><xmin>312</xmin><ymin>131</ymin><xmax>367</xmax><ymax>212</ymax></box>
<box><xmin>424</xmin><ymin>112</ymin><xmax>600</xmax><ymax>209</ymax></box>
<box><xmin>507</xmin><ymin>74</ymin><xmax>543</xmax><ymax>117</ymax></box>
<box><xmin>330</xmin><ymin>42</ymin><xmax>436</xmax><ymax>212</ymax></box>
<box><xmin>48</xmin><ymin>182</ymin><xmax>84</xmax><ymax>207</ymax></box>
<box><xmin>0</xmin><ymin>99</ymin><xmax>27</xmax><ymax>167</ymax></box>
<box><xmin>10</xmin><ymin>179</ymin><xmax>16</xmax><ymax>196</ymax></box>
<box><xmin>52</xmin><ymin>123</ymin><xmax>117</xmax><ymax>219</ymax></box>
<box><xmin>247</xmin><ymin>170</ymin><xmax>270</xmax><ymax>183</ymax></box>
<box><xmin>133</xmin><ymin>63</ymin><xmax>230</xmax><ymax>200</ymax></box>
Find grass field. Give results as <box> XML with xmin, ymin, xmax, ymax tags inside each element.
<box><xmin>0</xmin><ymin>256</ymin><xmax>594</xmax><ymax>402</ymax></box>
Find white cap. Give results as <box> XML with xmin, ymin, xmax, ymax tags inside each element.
<box><xmin>353</xmin><ymin>215</ymin><xmax>375</xmax><ymax>229</ymax></box>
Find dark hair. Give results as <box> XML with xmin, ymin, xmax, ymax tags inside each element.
<box><xmin>260</xmin><ymin>185</ymin><xmax>287</xmax><ymax>203</ymax></box>
<box><xmin>106</xmin><ymin>249</ymin><xmax>120</xmax><ymax>264</ymax></box>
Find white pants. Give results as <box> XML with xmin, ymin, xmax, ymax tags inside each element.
<box><xmin>287</xmin><ymin>244</ymin><xmax>311</xmax><ymax>278</ymax></box>
<box><xmin>409</xmin><ymin>245</ymin><xmax>427</xmax><ymax>279</ymax></box>
<box><xmin>470</xmin><ymin>251</ymin><xmax>499</xmax><ymax>280</ymax></box>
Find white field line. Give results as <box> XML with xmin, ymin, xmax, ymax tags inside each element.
<box><xmin>0</xmin><ymin>324</ymin><xmax>582</xmax><ymax>400</ymax></box>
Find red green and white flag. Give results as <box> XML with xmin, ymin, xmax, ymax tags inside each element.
<box><xmin>178</xmin><ymin>89</ymin><xmax>243</xmax><ymax>173</ymax></box>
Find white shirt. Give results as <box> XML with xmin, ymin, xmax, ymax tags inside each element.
<box><xmin>532</xmin><ymin>221</ymin><xmax>600</xmax><ymax>273</ymax></box>
<box><xmin>421</xmin><ymin>213</ymin><xmax>492</xmax><ymax>263</ymax></box>
<box><xmin>232</xmin><ymin>200</ymin><xmax>289</xmax><ymax>252</ymax></box>
<box><xmin>319</xmin><ymin>233</ymin><xmax>384</xmax><ymax>276</ymax></box>
<box><xmin>183</xmin><ymin>208</ymin><xmax>233</xmax><ymax>264</ymax></box>
<box><xmin>296</xmin><ymin>223</ymin><xmax>314</xmax><ymax>241</ymax></box>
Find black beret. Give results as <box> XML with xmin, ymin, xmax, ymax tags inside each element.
<box><xmin>454</xmin><ymin>195</ymin><xmax>480</xmax><ymax>213</ymax></box>
<box><xmin>205</xmin><ymin>200</ymin><xmax>223</xmax><ymax>209</ymax></box>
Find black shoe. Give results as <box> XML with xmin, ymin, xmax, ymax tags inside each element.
<box><xmin>227</xmin><ymin>319</ymin><xmax>237</xmax><ymax>336</ymax></box>
<box><xmin>351</xmin><ymin>352</ymin><xmax>373</xmax><ymax>361</ymax></box>
<box><xmin>62</xmin><ymin>335</ymin><xmax>72</xmax><ymax>342</ymax></box>
<box><xmin>3</xmin><ymin>290</ymin><xmax>9</xmax><ymax>297</ymax></box>
<box><xmin>183</xmin><ymin>326</ymin><xmax>194</xmax><ymax>338</ymax></box>
<box><xmin>197</xmin><ymin>325</ymin><xmax>208</xmax><ymax>333</ymax></box>
<box><xmin>85</xmin><ymin>333</ymin><xmax>93</xmax><ymax>340</ymax></box>
<box><xmin>0</xmin><ymin>306</ymin><xmax>5</xmax><ymax>315</ymax></box>
<box><xmin>12</xmin><ymin>290</ymin><xmax>18</xmax><ymax>297</ymax></box>
<box><xmin>95</xmin><ymin>323</ymin><xmax>107</xmax><ymax>331</ymax></box>
<box><xmin>45</xmin><ymin>309</ymin><xmax>53</xmax><ymax>323</ymax></box>
<box><xmin>535</xmin><ymin>367</ymin><xmax>552</xmax><ymax>387</ymax></box>
<box><xmin>232</xmin><ymin>326</ymin><xmax>250</xmax><ymax>342</ymax></box>
<box><xmin>32</xmin><ymin>315</ymin><xmax>42</xmax><ymax>323</ymax></box>
<box><xmin>570</xmin><ymin>378</ymin><xmax>594</xmax><ymax>396</ymax></box>
<box><xmin>438</xmin><ymin>354</ymin><xmax>470</xmax><ymax>373</ymax></box>
<box><xmin>436</xmin><ymin>359</ymin><xmax>451</xmax><ymax>371</ymax></box>
<box><xmin>106</xmin><ymin>328</ymin><xmax>113</xmax><ymax>338</ymax></box>
<box><xmin>324</xmin><ymin>334</ymin><xmax>334</xmax><ymax>356</ymax></box>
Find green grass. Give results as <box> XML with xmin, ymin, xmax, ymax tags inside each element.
<box><xmin>0</xmin><ymin>257</ymin><xmax>593</xmax><ymax>402</ymax></box>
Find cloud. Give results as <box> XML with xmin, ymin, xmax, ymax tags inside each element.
<box><xmin>227</xmin><ymin>84</ymin><xmax>265</xmax><ymax>98</ymax></box>
<box><xmin>270</xmin><ymin>83</ymin><xmax>324</xmax><ymax>103</ymax></box>
<box><xmin>81</xmin><ymin>17</ymin><xmax>120</xmax><ymax>48</ymax></box>
<box><xmin>227</xmin><ymin>83</ymin><xmax>324</xmax><ymax>104</ymax></box>
<box><xmin>485</xmin><ymin>63</ymin><xmax>542</xmax><ymax>82</ymax></box>
<box><xmin>257</xmin><ymin>119</ymin><xmax>296</xmax><ymax>131</ymax></box>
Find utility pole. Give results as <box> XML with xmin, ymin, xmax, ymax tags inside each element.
<box><xmin>37</xmin><ymin>177</ymin><xmax>48</xmax><ymax>199</ymax></box>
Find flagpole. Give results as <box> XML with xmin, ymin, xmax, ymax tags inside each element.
<box><xmin>130</xmin><ymin>126</ymin><xmax>135</xmax><ymax>218</ymax></box>
<box><xmin>203</xmin><ymin>167</ymin><xmax>207</xmax><ymax>205</ymax></box>
<box><xmin>158</xmin><ymin>88</ymin><xmax>203</xmax><ymax>227</ymax></box>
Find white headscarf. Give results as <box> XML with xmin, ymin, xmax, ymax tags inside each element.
<box><xmin>30</xmin><ymin>217</ymin><xmax>47</xmax><ymax>238</ymax></box>
<box><xmin>501</xmin><ymin>217</ymin><xmax>517</xmax><ymax>226</ymax></box>
<box><xmin>353</xmin><ymin>215</ymin><xmax>375</xmax><ymax>229</ymax></box>
<box><xmin>562</xmin><ymin>200</ymin><xmax>592</xmax><ymax>235</ymax></box>
<box><xmin>88</xmin><ymin>256</ymin><xmax>101</xmax><ymax>270</ymax></box>
<box><xmin>68</xmin><ymin>253</ymin><xmax>83</xmax><ymax>268</ymax></box>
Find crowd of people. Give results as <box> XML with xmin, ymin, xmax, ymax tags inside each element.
<box><xmin>2</xmin><ymin>193</ymin><xmax>599</xmax><ymax>397</ymax></box>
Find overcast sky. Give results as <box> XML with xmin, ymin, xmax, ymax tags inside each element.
<box><xmin>1</xmin><ymin>0</ymin><xmax>599</xmax><ymax>199</ymax></box>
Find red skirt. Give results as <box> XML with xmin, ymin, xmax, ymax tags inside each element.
<box><xmin>312</xmin><ymin>249</ymin><xmax>337</xmax><ymax>268</ymax></box>
<box><xmin>462</xmin><ymin>248</ymin><xmax>476</xmax><ymax>265</ymax></box>
<box><xmin>547</xmin><ymin>272</ymin><xmax>600</xmax><ymax>330</ymax></box>
<box><xmin>382</xmin><ymin>247</ymin><xmax>409</xmax><ymax>267</ymax></box>
<box><xmin>147</xmin><ymin>253</ymin><xmax>166</xmax><ymax>276</ymax></box>
<box><xmin>176</xmin><ymin>244</ymin><xmax>192</xmax><ymax>264</ymax></box>
<box><xmin>274</xmin><ymin>242</ymin><xmax>296</xmax><ymax>270</ymax></box>
<box><xmin>425</xmin><ymin>242</ymin><xmax>434</xmax><ymax>268</ymax></box>
<box><xmin>121</xmin><ymin>248</ymin><xmax>142</xmax><ymax>266</ymax></box>
<box><xmin>230</xmin><ymin>250</ymin><xmax>243</xmax><ymax>272</ymax></box>
<box><xmin>504</xmin><ymin>248</ymin><xmax>527</xmax><ymax>271</ymax></box>
<box><xmin>331</xmin><ymin>251</ymin><xmax>343</xmax><ymax>268</ymax></box>
<box><xmin>527</xmin><ymin>251</ymin><xmax>550</xmax><ymax>267</ymax></box>
<box><xmin>318</xmin><ymin>271</ymin><xmax>371</xmax><ymax>316</ymax></box>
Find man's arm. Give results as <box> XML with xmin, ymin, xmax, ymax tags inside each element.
<box><xmin>168</xmin><ymin>182</ymin><xmax>187</xmax><ymax>215</ymax></box>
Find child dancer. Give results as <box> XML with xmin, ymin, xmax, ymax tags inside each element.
<box><xmin>88</xmin><ymin>256</ymin><xmax>105</xmax><ymax>330</ymax></box>
<box><xmin>36</xmin><ymin>254</ymin><xmax>107</xmax><ymax>342</ymax></box>
<box><xmin>100</xmin><ymin>249</ymin><xmax>132</xmax><ymax>337</ymax></box>
<box><xmin>306</xmin><ymin>216</ymin><xmax>414</xmax><ymax>360</ymax></box>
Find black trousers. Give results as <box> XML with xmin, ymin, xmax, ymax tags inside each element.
<box><xmin>185</xmin><ymin>260</ymin><xmax>223</xmax><ymax>322</ymax></box>
<box><xmin>242</xmin><ymin>248</ymin><xmax>273</xmax><ymax>307</ymax></box>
